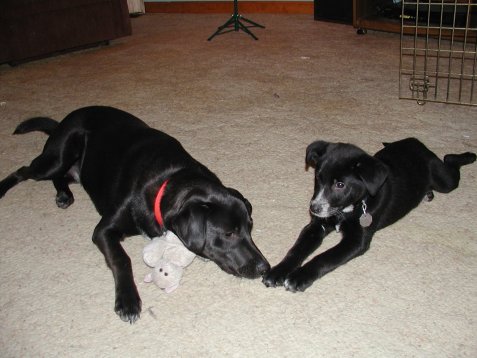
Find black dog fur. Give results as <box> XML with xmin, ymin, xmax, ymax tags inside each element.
<box><xmin>263</xmin><ymin>138</ymin><xmax>475</xmax><ymax>292</ymax></box>
<box><xmin>0</xmin><ymin>106</ymin><xmax>270</xmax><ymax>323</ymax></box>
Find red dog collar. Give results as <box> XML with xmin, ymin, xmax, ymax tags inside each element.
<box><xmin>154</xmin><ymin>179</ymin><xmax>169</xmax><ymax>228</ymax></box>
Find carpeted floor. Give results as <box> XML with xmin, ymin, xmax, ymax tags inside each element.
<box><xmin>0</xmin><ymin>14</ymin><xmax>476</xmax><ymax>357</ymax></box>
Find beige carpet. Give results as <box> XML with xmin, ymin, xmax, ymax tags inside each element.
<box><xmin>0</xmin><ymin>14</ymin><xmax>476</xmax><ymax>357</ymax></box>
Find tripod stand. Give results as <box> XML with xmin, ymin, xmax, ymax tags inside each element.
<box><xmin>207</xmin><ymin>0</ymin><xmax>265</xmax><ymax>41</ymax></box>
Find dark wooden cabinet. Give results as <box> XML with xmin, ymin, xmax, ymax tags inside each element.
<box><xmin>0</xmin><ymin>0</ymin><xmax>132</xmax><ymax>65</ymax></box>
<box><xmin>353</xmin><ymin>0</ymin><xmax>477</xmax><ymax>35</ymax></box>
<box><xmin>353</xmin><ymin>0</ymin><xmax>402</xmax><ymax>34</ymax></box>
<box><xmin>314</xmin><ymin>0</ymin><xmax>353</xmax><ymax>24</ymax></box>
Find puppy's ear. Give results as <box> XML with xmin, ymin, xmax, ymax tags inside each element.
<box><xmin>226</xmin><ymin>187</ymin><xmax>252</xmax><ymax>216</ymax></box>
<box><xmin>306</xmin><ymin>141</ymin><xmax>330</xmax><ymax>169</ymax></box>
<box><xmin>171</xmin><ymin>202</ymin><xmax>208</xmax><ymax>254</ymax></box>
<box><xmin>355</xmin><ymin>156</ymin><xmax>389</xmax><ymax>196</ymax></box>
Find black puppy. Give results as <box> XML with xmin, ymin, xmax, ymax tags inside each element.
<box><xmin>0</xmin><ymin>106</ymin><xmax>270</xmax><ymax>323</ymax></box>
<box><xmin>263</xmin><ymin>138</ymin><xmax>475</xmax><ymax>292</ymax></box>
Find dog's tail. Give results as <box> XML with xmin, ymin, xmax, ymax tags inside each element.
<box><xmin>444</xmin><ymin>152</ymin><xmax>477</xmax><ymax>168</ymax></box>
<box><xmin>13</xmin><ymin>117</ymin><xmax>59</xmax><ymax>136</ymax></box>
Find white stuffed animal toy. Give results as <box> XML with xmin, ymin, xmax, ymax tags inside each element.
<box><xmin>143</xmin><ymin>231</ymin><xmax>196</xmax><ymax>293</ymax></box>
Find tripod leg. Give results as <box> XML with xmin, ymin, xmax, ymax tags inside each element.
<box><xmin>240</xmin><ymin>16</ymin><xmax>265</xmax><ymax>29</ymax></box>
<box><xmin>237</xmin><ymin>19</ymin><xmax>259</xmax><ymax>40</ymax></box>
<box><xmin>207</xmin><ymin>6</ymin><xmax>264</xmax><ymax>41</ymax></box>
<box><xmin>207</xmin><ymin>15</ymin><xmax>236</xmax><ymax>41</ymax></box>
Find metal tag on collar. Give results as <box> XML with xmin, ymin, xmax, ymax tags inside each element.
<box><xmin>359</xmin><ymin>200</ymin><xmax>373</xmax><ymax>227</ymax></box>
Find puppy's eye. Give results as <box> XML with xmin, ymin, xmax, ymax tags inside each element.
<box><xmin>335</xmin><ymin>181</ymin><xmax>345</xmax><ymax>189</ymax></box>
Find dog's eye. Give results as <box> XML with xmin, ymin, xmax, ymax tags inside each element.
<box><xmin>225</xmin><ymin>227</ymin><xmax>239</xmax><ymax>237</ymax></box>
<box><xmin>335</xmin><ymin>181</ymin><xmax>345</xmax><ymax>189</ymax></box>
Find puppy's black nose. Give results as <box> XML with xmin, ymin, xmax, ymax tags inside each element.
<box><xmin>309</xmin><ymin>204</ymin><xmax>321</xmax><ymax>216</ymax></box>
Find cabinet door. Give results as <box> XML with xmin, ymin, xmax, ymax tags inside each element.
<box><xmin>315</xmin><ymin>0</ymin><xmax>353</xmax><ymax>24</ymax></box>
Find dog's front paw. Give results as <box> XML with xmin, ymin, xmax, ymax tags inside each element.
<box><xmin>283</xmin><ymin>268</ymin><xmax>316</xmax><ymax>293</ymax></box>
<box><xmin>423</xmin><ymin>191</ymin><xmax>434</xmax><ymax>202</ymax></box>
<box><xmin>262</xmin><ymin>264</ymin><xmax>292</xmax><ymax>288</ymax></box>
<box><xmin>115</xmin><ymin>289</ymin><xmax>142</xmax><ymax>324</ymax></box>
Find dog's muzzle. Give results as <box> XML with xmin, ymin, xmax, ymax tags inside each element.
<box><xmin>309</xmin><ymin>204</ymin><xmax>330</xmax><ymax>218</ymax></box>
<box><xmin>239</xmin><ymin>259</ymin><xmax>270</xmax><ymax>278</ymax></box>
<box><xmin>222</xmin><ymin>257</ymin><xmax>270</xmax><ymax>279</ymax></box>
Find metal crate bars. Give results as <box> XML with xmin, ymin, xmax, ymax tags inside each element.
<box><xmin>399</xmin><ymin>0</ymin><xmax>477</xmax><ymax>105</ymax></box>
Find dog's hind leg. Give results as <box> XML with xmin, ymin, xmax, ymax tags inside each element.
<box><xmin>430</xmin><ymin>152</ymin><xmax>476</xmax><ymax>193</ymax></box>
<box><xmin>0</xmin><ymin>166</ymin><xmax>31</xmax><ymax>198</ymax></box>
<box><xmin>0</xmin><ymin>155</ymin><xmax>64</xmax><ymax>198</ymax></box>
<box><xmin>1</xmin><ymin>130</ymin><xmax>84</xmax><ymax>201</ymax></box>
<box><xmin>444</xmin><ymin>152</ymin><xmax>476</xmax><ymax>168</ymax></box>
<box><xmin>0</xmin><ymin>149</ymin><xmax>79</xmax><ymax>200</ymax></box>
<box><xmin>53</xmin><ymin>177</ymin><xmax>75</xmax><ymax>208</ymax></box>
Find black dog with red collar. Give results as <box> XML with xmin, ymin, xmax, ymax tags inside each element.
<box><xmin>0</xmin><ymin>106</ymin><xmax>270</xmax><ymax>323</ymax></box>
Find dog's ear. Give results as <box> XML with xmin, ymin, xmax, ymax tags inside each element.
<box><xmin>306</xmin><ymin>141</ymin><xmax>330</xmax><ymax>169</ymax></box>
<box><xmin>355</xmin><ymin>156</ymin><xmax>389</xmax><ymax>196</ymax></box>
<box><xmin>226</xmin><ymin>187</ymin><xmax>252</xmax><ymax>216</ymax></box>
<box><xmin>243</xmin><ymin>197</ymin><xmax>252</xmax><ymax>216</ymax></box>
<box><xmin>171</xmin><ymin>202</ymin><xmax>208</xmax><ymax>254</ymax></box>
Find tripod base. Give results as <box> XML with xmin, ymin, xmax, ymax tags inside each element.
<box><xmin>208</xmin><ymin>14</ymin><xmax>265</xmax><ymax>41</ymax></box>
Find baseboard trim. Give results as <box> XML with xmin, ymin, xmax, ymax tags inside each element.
<box><xmin>145</xmin><ymin>1</ymin><xmax>313</xmax><ymax>14</ymax></box>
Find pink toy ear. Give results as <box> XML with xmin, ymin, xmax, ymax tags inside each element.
<box><xmin>144</xmin><ymin>273</ymin><xmax>153</xmax><ymax>283</ymax></box>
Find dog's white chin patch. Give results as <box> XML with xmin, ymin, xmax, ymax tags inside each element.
<box><xmin>310</xmin><ymin>204</ymin><xmax>354</xmax><ymax>218</ymax></box>
<box><xmin>342</xmin><ymin>204</ymin><xmax>354</xmax><ymax>213</ymax></box>
<box><xmin>310</xmin><ymin>210</ymin><xmax>330</xmax><ymax>218</ymax></box>
<box><xmin>310</xmin><ymin>189</ymin><xmax>332</xmax><ymax>218</ymax></box>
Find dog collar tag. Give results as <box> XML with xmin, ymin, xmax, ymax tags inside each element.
<box><xmin>359</xmin><ymin>200</ymin><xmax>373</xmax><ymax>228</ymax></box>
<box><xmin>359</xmin><ymin>213</ymin><xmax>373</xmax><ymax>227</ymax></box>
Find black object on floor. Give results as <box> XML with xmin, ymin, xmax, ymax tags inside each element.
<box><xmin>208</xmin><ymin>0</ymin><xmax>265</xmax><ymax>41</ymax></box>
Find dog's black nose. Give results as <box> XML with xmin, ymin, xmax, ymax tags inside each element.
<box><xmin>238</xmin><ymin>259</ymin><xmax>270</xmax><ymax>278</ymax></box>
<box><xmin>257</xmin><ymin>260</ymin><xmax>270</xmax><ymax>275</ymax></box>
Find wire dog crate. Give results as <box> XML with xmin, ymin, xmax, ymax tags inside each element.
<box><xmin>399</xmin><ymin>0</ymin><xmax>477</xmax><ymax>105</ymax></box>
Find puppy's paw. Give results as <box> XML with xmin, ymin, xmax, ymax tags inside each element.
<box><xmin>283</xmin><ymin>268</ymin><xmax>315</xmax><ymax>293</ymax></box>
<box><xmin>115</xmin><ymin>289</ymin><xmax>142</xmax><ymax>324</ymax></box>
<box><xmin>262</xmin><ymin>264</ymin><xmax>292</xmax><ymax>288</ymax></box>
